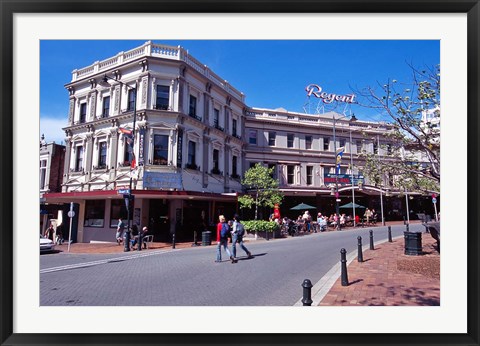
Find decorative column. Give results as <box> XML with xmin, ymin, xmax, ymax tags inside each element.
<box><xmin>151</xmin><ymin>77</ymin><xmax>156</xmax><ymax>110</ymax></box>
<box><xmin>202</xmin><ymin>135</ymin><xmax>210</xmax><ymax>188</ymax></box>
<box><xmin>203</xmin><ymin>92</ymin><xmax>210</xmax><ymax>125</ymax></box>
<box><xmin>89</xmin><ymin>91</ymin><xmax>97</xmax><ymax>121</ymax></box>
<box><xmin>109</xmin><ymin>128</ymin><xmax>118</xmax><ymax>181</ymax></box>
<box><xmin>62</xmin><ymin>135</ymin><xmax>72</xmax><ymax>191</ymax></box>
<box><xmin>68</xmin><ymin>98</ymin><xmax>75</xmax><ymax>126</ymax></box>
<box><xmin>177</xmin><ymin>78</ymin><xmax>185</xmax><ymax>113</ymax></box>
<box><xmin>223</xmin><ymin>106</ymin><xmax>230</xmax><ymax>134</ymax></box>
<box><xmin>84</xmin><ymin>132</ymin><xmax>94</xmax><ymax>177</ymax></box>
<box><xmin>113</xmin><ymin>85</ymin><xmax>121</xmax><ymax>116</ymax></box>
<box><xmin>224</xmin><ymin>142</ymin><xmax>231</xmax><ymax>191</ymax></box>
<box><xmin>141</xmin><ymin>76</ymin><xmax>148</xmax><ymax>109</ymax></box>
<box><xmin>169</xmin><ymin>129</ymin><xmax>176</xmax><ymax>166</ymax></box>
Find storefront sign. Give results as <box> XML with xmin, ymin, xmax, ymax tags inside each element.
<box><xmin>138</xmin><ymin>128</ymin><xmax>145</xmax><ymax>166</ymax></box>
<box><xmin>306</xmin><ymin>84</ymin><xmax>356</xmax><ymax>104</ymax></box>
<box><xmin>177</xmin><ymin>129</ymin><xmax>183</xmax><ymax>168</ymax></box>
<box><xmin>143</xmin><ymin>171</ymin><xmax>183</xmax><ymax>190</ymax></box>
<box><xmin>324</xmin><ymin>173</ymin><xmax>364</xmax><ymax>185</ymax></box>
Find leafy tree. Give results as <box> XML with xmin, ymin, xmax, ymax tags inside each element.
<box><xmin>238</xmin><ymin>163</ymin><xmax>283</xmax><ymax>220</ymax></box>
<box><xmin>356</xmin><ymin>64</ymin><xmax>440</xmax><ymax>193</ymax></box>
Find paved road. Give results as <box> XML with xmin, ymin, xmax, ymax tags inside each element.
<box><xmin>40</xmin><ymin>224</ymin><xmax>421</xmax><ymax>306</ymax></box>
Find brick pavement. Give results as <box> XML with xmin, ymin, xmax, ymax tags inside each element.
<box><xmin>319</xmin><ymin>234</ymin><xmax>440</xmax><ymax>306</ymax></box>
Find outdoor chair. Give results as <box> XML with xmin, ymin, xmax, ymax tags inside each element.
<box><xmin>142</xmin><ymin>235</ymin><xmax>154</xmax><ymax>249</ymax></box>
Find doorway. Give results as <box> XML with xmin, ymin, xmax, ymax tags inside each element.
<box><xmin>148</xmin><ymin>199</ymin><xmax>170</xmax><ymax>242</ymax></box>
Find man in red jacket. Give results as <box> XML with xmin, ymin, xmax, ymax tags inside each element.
<box><xmin>215</xmin><ymin>215</ymin><xmax>235</xmax><ymax>263</ymax></box>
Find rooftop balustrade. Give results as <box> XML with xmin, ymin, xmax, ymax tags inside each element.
<box><xmin>72</xmin><ymin>41</ymin><xmax>245</xmax><ymax>103</ymax></box>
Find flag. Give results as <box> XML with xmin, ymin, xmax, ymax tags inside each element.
<box><xmin>336</xmin><ymin>147</ymin><xmax>345</xmax><ymax>175</ymax></box>
<box><xmin>119</xmin><ymin>127</ymin><xmax>135</xmax><ymax>168</ymax></box>
<box><xmin>119</xmin><ymin>127</ymin><xmax>134</xmax><ymax>142</ymax></box>
<box><xmin>130</xmin><ymin>153</ymin><xmax>136</xmax><ymax>169</ymax></box>
<box><xmin>118</xmin><ymin>127</ymin><xmax>132</xmax><ymax>135</ymax></box>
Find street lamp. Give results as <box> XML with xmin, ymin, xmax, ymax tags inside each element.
<box><xmin>99</xmin><ymin>74</ymin><xmax>139</xmax><ymax>252</ymax></box>
<box><xmin>405</xmin><ymin>188</ymin><xmax>410</xmax><ymax>225</ymax></box>
<box><xmin>332</xmin><ymin>114</ymin><xmax>357</xmax><ymax>230</ymax></box>
<box><xmin>348</xmin><ymin>128</ymin><xmax>356</xmax><ymax>227</ymax></box>
<box><xmin>376</xmin><ymin>135</ymin><xmax>386</xmax><ymax>226</ymax></box>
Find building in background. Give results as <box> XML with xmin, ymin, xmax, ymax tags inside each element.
<box><xmin>39</xmin><ymin>135</ymin><xmax>66</xmax><ymax>234</ymax></box>
<box><xmin>243</xmin><ymin>107</ymin><xmax>404</xmax><ymax>220</ymax></box>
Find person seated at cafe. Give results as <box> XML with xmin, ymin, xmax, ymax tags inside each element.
<box><xmin>328</xmin><ymin>214</ymin><xmax>335</xmax><ymax>227</ymax></box>
<box><xmin>364</xmin><ymin>208</ymin><xmax>372</xmax><ymax>225</ymax></box>
<box><xmin>371</xmin><ymin>209</ymin><xmax>378</xmax><ymax>224</ymax></box>
<box><xmin>318</xmin><ymin>216</ymin><xmax>327</xmax><ymax>231</ymax></box>
<box><xmin>139</xmin><ymin>226</ymin><xmax>150</xmax><ymax>248</ymax></box>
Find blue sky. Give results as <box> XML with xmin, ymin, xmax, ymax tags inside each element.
<box><xmin>40</xmin><ymin>40</ymin><xmax>439</xmax><ymax>144</ymax></box>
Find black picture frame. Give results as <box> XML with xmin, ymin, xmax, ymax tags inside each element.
<box><xmin>1</xmin><ymin>1</ymin><xmax>479</xmax><ymax>345</ymax></box>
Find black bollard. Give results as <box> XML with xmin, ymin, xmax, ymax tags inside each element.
<box><xmin>357</xmin><ymin>236</ymin><xmax>364</xmax><ymax>262</ymax></box>
<box><xmin>172</xmin><ymin>233</ymin><xmax>176</xmax><ymax>249</ymax></box>
<box><xmin>340</xmin><ymin>248</ymin><xmax>349</xmax><ymax>286</ymax></box>
<box><xmin>302</xmin><ymin>279</ymin><xmax>313</xmax><ymax>306</ymax></box>
<box><xmin>388</xmin><ymin>226</ymin><xmax>392</xmax><ymax>242</ymax></box>
<box><xmin>137</xmin><ymin>232</ymin><xmax>142</xmax><ymax>252</ymax></box>
<box><xmin>192</xmin><ymin>231</ymin><xmax>199</xmax><ymax>247</ymax></box>
<box><xmin>369</xmin><ymin>230</ymin><xmax>374</xmax><ymax>250</ymax></box>
<box><xmin>406</xmin><ymin>223</ymin><xmax>409</xmax><ymax>232</ymax></box>
<box><xmin>266</xmin><ymin>229</ymin><xmax>269</xmax><ymax>241</ymax></box>
<box><xmin>124</xmin><ymin>230</ymin><xmax>131</xmax><ymax>252</ymax></box>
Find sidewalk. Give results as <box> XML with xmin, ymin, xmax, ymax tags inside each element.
<box><xmin>319</xmin><ymin>234</ymin><xmax>440</xmax><ymax>306</ymax></box>
<box><xmin>54</xmin><ymin>239</ymin><xmax>198</xmax><ymax>254</ymax></box>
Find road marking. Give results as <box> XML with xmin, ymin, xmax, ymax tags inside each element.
<box><xmin>40</xmin><ymin>249</ymin><xmax>178</xmax><ymax>274</ymax></box>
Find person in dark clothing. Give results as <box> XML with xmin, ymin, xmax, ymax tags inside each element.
<box><xmin>130</xmin><ymin>225</ymin><xmax>139</xmax><ymax>250</ymax></box>
<box><xmin>44</xmin><ymin>224</ymin><xmax>54</xmax><ymax>241</ymax></box>
<box><xmin>231</xmin><ymin>214</ymin><xmax>253</xmax><ymax>259</ymax></box>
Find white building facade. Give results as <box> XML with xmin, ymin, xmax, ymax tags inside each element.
<box><xmin>46</xmin><ymin>41</ymin><xmax>245</xmax><ymax>242</ymax></box>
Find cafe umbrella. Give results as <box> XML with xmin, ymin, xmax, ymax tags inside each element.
<box><xmin>339</xmin><ymin>202</ymin><xmax>366</xmax><ymax>209</ymax></box>
<box><xmin>290</xmin><ymin>203</ymin><xmax>317</xmax><ymax>211</ymax></box>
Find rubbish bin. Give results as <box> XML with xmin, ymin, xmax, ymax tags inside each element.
<box><xmin>202</xmin><ymin>231</ymin><xmax>212</xmax><ymax>246</ymax></box>
<box><xmin>404</xmin><ymin>231</ymin><xmax>422</xmax><ymax>255</ymax></box>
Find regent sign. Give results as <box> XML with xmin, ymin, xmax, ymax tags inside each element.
<box><xmin>305</xmin><ymin>84</ymin><xmax>356</xmax><ymax>104</ymax></box>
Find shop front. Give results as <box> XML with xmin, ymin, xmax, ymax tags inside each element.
<box><xmin>44</xmin><ymin>190</ymin><xmax>239</xmax><ymax>243</ymax></box>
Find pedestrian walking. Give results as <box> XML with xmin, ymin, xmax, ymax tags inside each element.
<box><xmin>215</xmin><ymin>215</ymin><xmax>235</xmax><ymax>263</ymax></box>
<box><xmin>55</xmin><ymin>225</ymin><xmax>64</xmax><ymax>245</ymax></box>
<box><xmin>44</xmin><ymin>223</ymin><xmax>54</xmax><ymax>241</ymax></box>
<box><xmin>116</xmin><ymin>218</ymin><xmax>125</xmax><ymax>245</ymax></box>
<box><xmin>231</xmin><ymin>214</ymin><xmax>253</xmax><ymax>260</ymax></box>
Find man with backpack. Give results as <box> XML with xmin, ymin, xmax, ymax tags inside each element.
<box><xmin>231</xmin><ymin>214</ymin><xmax>253</xmax><ymax>260</ymax></box>
<box><xmin>215</xmin><ymin>215</ymin><xmax>235</xmax><ymax>263</ymax></box>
